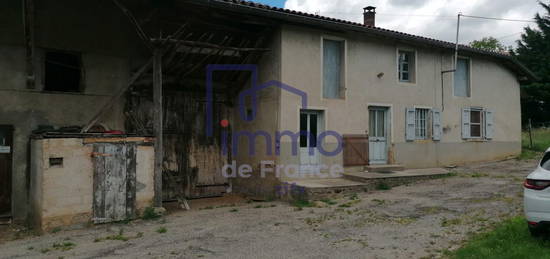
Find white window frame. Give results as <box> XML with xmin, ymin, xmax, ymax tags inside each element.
<box><xmin>396</xmin><ymin>48</ymin><xmax>417</xmax><ymax>85</ymax></box>
<box><xmin>321</xmin><ymin>36</ymin><xmax>347</xmax><ymax>100</ymax></box>
<box><xmin>469</xmin><ymin>108</ymin><xmax>484</xmax><ymax>139</ymax></box>
<box><xmin>414</xmin><ymin>108</ymin><xmax>430</xmax><ymax>140</ymax></box>
<box><xmin>453</xmin><ymin>56</ymin><xmax>472</xmax><ymax>98</ymax></box>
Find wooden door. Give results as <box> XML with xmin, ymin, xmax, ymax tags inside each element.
<box><xmin>0</xmin><ymin>126</ymin><xmax>12</xmax><ymax>216</ymax></box>
<box><xmin>92</xmin><ymin>143</ymin><xmax>136</xmax><ymax>224</ymax></box>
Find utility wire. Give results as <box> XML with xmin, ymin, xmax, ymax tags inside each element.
<box><xmin>460</xmin><ymin>14</ymin><xmax>535</xmax><ymax>23</ymax></box>
<box><xmin>495</xmin><ymin>31</ymin><xmax>524</xmax><ymax>39</ymax></box>
<box><xmin>320</xmin><ymin>11</ymin><xmax>536</xmax><ymax>22</ymax></box>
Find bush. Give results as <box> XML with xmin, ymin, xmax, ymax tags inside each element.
<box><xmin>141</xmin><ymin>207</ymin><xmax>161</xmax><ymax>220</ymax></box>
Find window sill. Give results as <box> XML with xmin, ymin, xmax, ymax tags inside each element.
<box><xmin>322</xmin><ymin>97</ymin><xmax>346</xmax><ymax>101</ymax></box>
<box><xmin>414</xmin><ymin>139</ymin><xmax>431</xmax><ymax>143</ymax></box>
<box><xmin>464</xmin><ymin>138</ymin><xmax>489</xmax><ymax>142</ymax></box>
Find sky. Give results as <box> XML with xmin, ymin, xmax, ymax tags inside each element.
<box><xmin>252</xmin><ymin>0</ymin><xmax>547</xmax><ymax>48</ymax></box>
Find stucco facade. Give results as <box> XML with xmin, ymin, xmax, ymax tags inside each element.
<box><xmin>277</xmin><ymin>25</ymin><xmax>521</xmax><ymax>175</ymax></box>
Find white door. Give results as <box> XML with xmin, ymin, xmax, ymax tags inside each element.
<box><xmin>369</xmin><ymin>107</ymin><xmax>389</xmax><ymax>165</ymax></box>
<box><xmin>300</xmin><ymin>111</ymin><xmax>322</xmax><ymax>174</ymax></box>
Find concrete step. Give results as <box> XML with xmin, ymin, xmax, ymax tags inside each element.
<box><xmin>343</xmin><ymin>168</ymin><xmax>450</xmax><ymax>183</ymax></box>
<box><xmin>365</xmin><ymin>164</ymin><xmax>404</xmax><ymax>172</ymax></box>
<box><xmin>283</xmin><ymin>168</ymin><xmax>450</xmax><ymax>201</ymax></box>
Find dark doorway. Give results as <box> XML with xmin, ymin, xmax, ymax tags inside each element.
<box><xmin>0</xmin><ymin>125</ymin><xmax>13</xmax><ymax>217</ymax></box>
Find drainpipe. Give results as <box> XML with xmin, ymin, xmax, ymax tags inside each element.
<box><xmin>440</xmin><ymin>13</ymin><xmax>461</xmax><ymax>111</ymax></box>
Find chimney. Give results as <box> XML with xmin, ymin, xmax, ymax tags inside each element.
<box><xmin>363</xmin><ymin>6</ymin><xmax>376</xmax><ymax>27</ymax></box>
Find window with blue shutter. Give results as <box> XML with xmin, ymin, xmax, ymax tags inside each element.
<box><xmin>462</xmin><ymin>108</ymin><xmax>471</xmax><ymax>139</ymax></box>
<box><xmin>323</xmin><ymin>39</ymin><xmax>344</xmax><ymax>99</ymax></box>
<box><xmin>432</xmin><ymin>109</ymin><xmax>442</xmax><ymax>141</ymax></box>
<box><xmin>485</xmin><ymin>110</ymin><xmax>494</xmax><ymax>139</ymax></box>
<box><xmin>406</xmin><ymin>108</ymin><xmax>416</xmax><ymax>141</ymax></box>
<box><xmin>462</xmin><ymin>108</ymin><xmax>493</xmax><ymax>140</ymax></box>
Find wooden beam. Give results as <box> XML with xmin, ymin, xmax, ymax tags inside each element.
<box><xmin>152</xmin><ymin>48</ymin><xmax>163</xmax><ymax>208</ymax></box>
<box><xmin>23</xmin><ymin>0</ymin><xmax>35</xmax><ymax>89</ymax></box>
<box><xmin>111</xmin><ymin>0</ymin><xmax>154</xmax><ymax>51</ymax></box>
<box><xmin>151</xmin><ymin>38</ymin><xmax>270</xmax><ymax>52</ymax></box>
<box><xmin>81</xmin><ymin>58</ymin><xmax>153</xmax><ymax>133</ymax></box>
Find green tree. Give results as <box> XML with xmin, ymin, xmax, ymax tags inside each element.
<box><xmin>469</xmin><ymin>37</ymin><xmax>507</xmax><ymax>52</ymax></box>
<box><xmin>512</xmin><ymin>1</ymin><xmax>550</xmax><ymax>126</ymax></box>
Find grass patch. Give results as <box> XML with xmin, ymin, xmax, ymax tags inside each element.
<box><xmin>372</xmin><ymin>199</ymin><xmax>386</xmax><ymax>206</ymax></box>
<box><xmin>338</xmin><ymin>199</ymin><xmax>361</xmax><ymax>208</ymax></box>
<box><xmin>52</xmin><ymin>242</ymin><xmax>76</xmax><ymax>252</ymax></box>
<box><xmin>522</xmin><ymin>128</ymin><xmax>550</xmax><ymax>152</ymax></box>
<box><xmin>441</xmin><ymin>217</ymin><xmax>462</xmax><ymax>227</ymax></box>
<box><xmin>229</xmin><ymin>208</ymin><xmax>239</xmax><ymax>212</ymax></box>
<box><xmin>519</xmin><ymin>149</ymin><xmax>540</xmax><ymax>160</ymax></box>
<box><xmin>469</xmin><ymin>172</ymin><xmax>490</xmax><ymax>178</ymax></box>
<box><xmin>141</xmin><ymin>207</ymin><xmax>161</xmax><ymax>220</ymax></box>
<box><xmin>448</xmin><ymin>217</ymin><xmax>550</xmax><ymax>259</ymax></box>
<box><xmin>435</xmin><ymin>171</ymin><xmax>459</xmax><ymax>179</ymax></box>
<box><xmin>376</xmin><ymin>182</ymin><xmax>391</xmax><ymax>190</ymax></box>
<box><xmin>320</xmin><ymin>198</ymin><xmax>337</xmax><ymax>205</ymax></box>
<box><xmin>94</xmin><ymin>229</ymin><xmax>137</xmax><ymax>242</ymax></box>
<box><xmin>156</xmin><ymin>227</ymin><xmax>167</xmax><ymax>234</ymax></box>
<box><xmin>419</xmin><ymin>206</ymin><xmax>448</xmax><ymax>215</ymax></box>
<box><xmin>292</xmin><ymin>199</ymin><xmax>314</xmax><ymax>209</ymax></box>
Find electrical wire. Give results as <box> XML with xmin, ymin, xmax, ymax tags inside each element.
<box><xmin>319</xmin><ymin>11</ymin><xmax>536</xmax><ymax>23</ymax></box>
<box><xmin>460</xmin><ymin>14</ymin><xmax>535</xmax><ymax>23</ymax></box>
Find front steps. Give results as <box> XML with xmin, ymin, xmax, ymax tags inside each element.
<box><xmin>364</xmin><ymin>164</ymin><xmax>404</xmax><ymax>172</ymax></box>
<box><xmin>284</xmin><ymin>168</ymin><xmax>450</xmax><ymax>201</ymax></box>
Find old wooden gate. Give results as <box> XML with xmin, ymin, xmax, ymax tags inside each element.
<box><xmin>92</xmin><ymin>143</ymin><xmax>136</xmax><ymax>224</ymax></box>
<box><xmin>0</xmin><ymin>125</ymin><xmax>13</xmax><ymax>217</ymax></box>
<box><xmin>343</xmin><ymin>134</ymin><xmax>369</xmax><ymax>167</ymax></box>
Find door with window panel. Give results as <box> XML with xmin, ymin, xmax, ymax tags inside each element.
<box><xmin>369</xmin><ymin>107</ymin><xmax>389</xmax><ymax>165</ymax></box>
<box><xmin>299</xmin><ymin>111</ymin><xmax>323</xmax><ymax>174</ymax></box>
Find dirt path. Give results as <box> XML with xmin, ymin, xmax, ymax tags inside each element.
<box><xmin>0</xmin><ymin>158</ymin><xmax>536</xmax><ymax>259</ymax></box>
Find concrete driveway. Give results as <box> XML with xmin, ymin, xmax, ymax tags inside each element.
<box><xmin>0</xmin><ymin>158</ymin><xmax>534</xmax><ymax>259</ymax></box>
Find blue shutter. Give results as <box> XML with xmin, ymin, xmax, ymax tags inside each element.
<box><xmin>485</xmin><ymin>109</ymin><xmax>494</xmax><ymax>139</ymax></box>
<box><xmin>406</xmin><ymin>108</ymin><xmax>416</xmax><ymax>141</ymax></box>
<box><xmin>323</xmin><ymin>39</ymin><xmax>342</xmax><ymax>99</ymax></box>
<box><xmin>462</xmin><ymin>108</ymin><xmax>471</xmax><ymax>139</ymax></box>
<box><xmin>432</xmin><ymin>109</ymin><xmax>442</xmax><ymax>141</ymax></box>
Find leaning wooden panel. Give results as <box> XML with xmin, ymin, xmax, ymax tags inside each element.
<box><xmin>343</xmin><ymin>135</ymin><xmax>369</xmax><ymax>167</ymax></box>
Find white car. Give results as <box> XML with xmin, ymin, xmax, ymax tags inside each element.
<box><xmin>524</xmin><ymin>148</ymin><xmax>550</xmax><ymax>236</ymax></box>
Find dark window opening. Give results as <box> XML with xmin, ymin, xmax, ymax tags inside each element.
<box><xmin>300</xmin><ymin>113</ymin><xmax>308</xmax><ymax>148</ymax></box>
<box><xmin>309</xmin><ymin>114</ymin><xmax>318</xmax><ymax>148</ymax></box>
<box><xmin>49</xmin><ymin>157</ymin><xmax>63</xmax><ymax>168</ymax></box>
<box><xmin>44</xmin><ymin>51</ymin><xmax>82</xmax><ymax>92</ymax></box>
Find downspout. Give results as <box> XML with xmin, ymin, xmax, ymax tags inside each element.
<box><xmin>440</xmin><ymin>13</ymin><xmax>461</xmax><ymax>111</ymax></box>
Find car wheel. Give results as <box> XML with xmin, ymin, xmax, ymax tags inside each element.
<box><xmin>529</xmin><ymin>224</ymin><xmax>546</xmax><ymax>237</ymax></box>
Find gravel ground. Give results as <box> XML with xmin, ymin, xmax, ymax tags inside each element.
<box><xmin>0</xmin><ymin>158</ymin><xmax>537</xmax><ymax>259</ymax></box>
